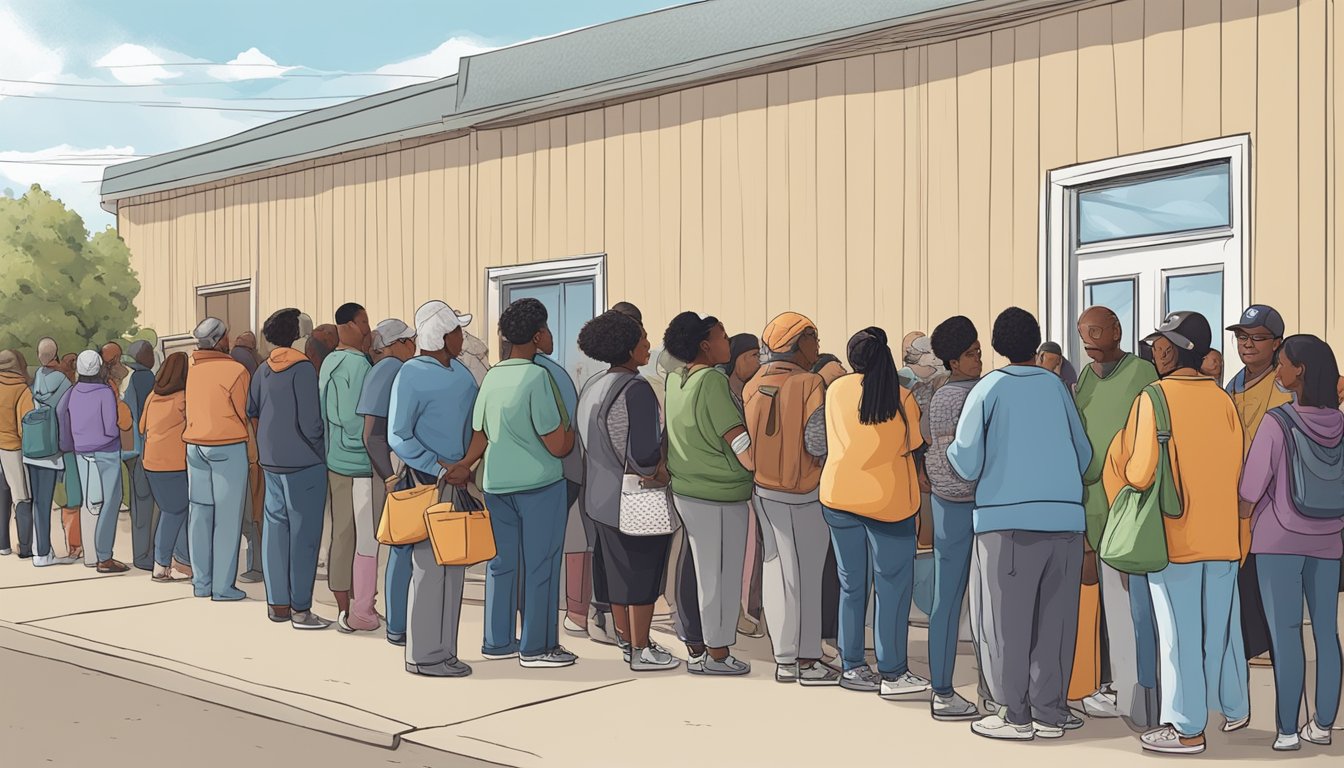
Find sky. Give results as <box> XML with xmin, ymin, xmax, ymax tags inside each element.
<box><xmin>0</xmin><ymin>0</ymin><xmax>686</xmax><ymax>230</ymax></box>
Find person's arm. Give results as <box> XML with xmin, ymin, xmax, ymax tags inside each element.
<box><xmin>332</xmin><ymin>365</ymin><xmax>367</xmax><ymax>452</ymax></box>
<box><xmin>16</xmin><ymin>387</ymin><xmax>34</xmax><ymax>429</ymax></box>
<box><xmin>387</xmin><ymin>379</ymin><xmax>438</xmax><ymax>477</ymax></box>
<box><xmin>702</xmin><ymin>372</ymin><xmax>753</xmax><ymax>471</ymax></box>
<box><xmin>1064</xmin><ymin>388</ymin><xmax>1093</xmax><ymax>476</ymax></box>
<box><xmin>115</xmin><ymin>397</ymin><xmax>132</xmax><ymax>433</ymax></box>
<box><xmin>529</xmin><ymin>370</ymin><xmax>572</xmax><ymax>458</ymax></box>
<box><xmin>946</xmin><ymin>384</ymin><xmax>988</xmax><ymax>482</ymax></box>
<box><xmin>102</xmin><ymin>390</ymin><xmax>121</xmax><ymax>442</ymax></box>
<box><xmin>804</xmin><ymin>404</ymin><xmax>827</xmax><ymax>458</ymax></box>
<box><xmin>364</xmin><ymin>416</ymin><xmax>395</xmax><ymax>481</ymax></box>
<box><xmin>625</xmin><ymin>381</ymin><xmax>663</xmax><ymax>474</ymax></box>
<box><xmin>1119</xmin><ymin>393</ymin><xmax>1159</xmax><ymax>492</ymax></box>
<box><xmin>57</xmin><ymin>389</ymin><xmax>74</xmax><ymax>453</ymax></box>
<box><xmin>138</xmin><ymin>394</ymin><xmax>151</xmax><ymax>436</ymax></box>
<box><xmin>1238</xmin><ymin>416</ymin><xmax>1278</xmax><ymax>517</ymax></box>
<box><xmin>446</xmin><ymin>431</ymin><xmax>487</xmax><ymax>486</ymax></box>
<box><xmin>230</xmin><ymin>370</ymin><xmax>251</xmax><ymax>432</ymax></box>
<box><xmin>294</xmin><ymin>362</ymin><xmax>325</xmax><ymax>453</ymax></box>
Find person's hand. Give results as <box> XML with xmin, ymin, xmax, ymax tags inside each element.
<box><xmin>917</xmin><ymin>468</ymin><xmax>932</xmax><ymax>495</ymax></box>
<box><xmin>445</xmin><ymin>462</ymin><xmax>471</xmax><ymax>487</ymax></box>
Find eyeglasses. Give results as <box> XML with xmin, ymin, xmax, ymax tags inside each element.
<box><xmin>1235</xmin><ymin>333</ymin><xmax>1278</xmax><ymax>344</ymax></box>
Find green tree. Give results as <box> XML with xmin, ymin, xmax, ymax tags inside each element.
<box><xmin>0</xmin><ymin>184</ymin><xmax>146</xmax><ymax>363</ymax></box>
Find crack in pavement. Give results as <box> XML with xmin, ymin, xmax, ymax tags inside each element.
<box><xmin>401</xmin><ymin>677</ymin><xmax>637</xmax><ymax>734</ymax></box>
<box><xmin>17</xmin><ymin>595</ymin><xmax>196</xmax><ymax>624</ymax></box>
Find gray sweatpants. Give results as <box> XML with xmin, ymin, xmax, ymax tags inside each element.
<box><xmin>1100</xmin><ymin>560</ymin><xmax>1160</xmax><ymax>727</ymax></box>
<box><xmin>755</xmin><ymin>493</ymin><xmax>829</xmax><ymax>664</ymax></box>
<box><xmin>673</xmin><ymin>494</ymin><xmax>750</xmax><ymax>649</ymax></box>
<box><xmin>407</xmin><ymin>536</ymin><xmax>466</xmax><ymax>667</ymax></box>
<box><xmin>974</xmin><ymin>530</ymin><xmax>1083</xmax><ymax>728</ymax></box>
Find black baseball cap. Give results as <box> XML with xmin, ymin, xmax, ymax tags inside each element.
<box><xmin>1225</xmin><ymin>304</ymin><xmax>1285</xmax><ymax>338</ymax></box>
<box><xmin>1142</xmin><ymin>311</ymin><xmax>1213</xmax><ymax>355</ymax></box>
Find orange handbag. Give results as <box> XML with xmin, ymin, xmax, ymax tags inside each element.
<box><xmin>425</xmin><ymin>490</ymin><xmax>496</xmax><ymax>566</ymax></box>
<box><xmin>376</xmin><ymin>476</ymin><xmax>436</xmax><ymax>546</ymax></box>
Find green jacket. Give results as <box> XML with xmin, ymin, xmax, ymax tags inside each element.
<box><xmin>319</xmin><ymin>348</ymin><xmax>372</xmax><ymax>477</ymax></box>
<box><xmin>1074</xmin><ymin>353</ymin><xmax>1158</xmax><ymax>548</ymax></box>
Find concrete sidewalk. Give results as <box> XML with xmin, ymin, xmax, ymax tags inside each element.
<box><xmin>1</xmin><ymin>513</ymin><xmax>1338</xmax><ymax>767</ymax></box>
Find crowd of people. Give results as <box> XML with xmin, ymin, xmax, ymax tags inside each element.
<box><xmin>1</xmin><ymin>294</ymin><xmax>1341</xmax><ymax>756</ymax></box>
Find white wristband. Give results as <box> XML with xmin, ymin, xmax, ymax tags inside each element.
<box><xmin>731</xmin><ymin>432</ymin><xmax>751</xmax><ymax>455</ymax></box>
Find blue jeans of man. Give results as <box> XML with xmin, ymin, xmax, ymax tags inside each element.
<box><xmin>929</xmin><ymin>496</ymin><xmax>974</xmax><ymax>695</ymax></box>
<box><xmin>145</xmin><ymin>470</ymin><xmax>191</xmax><ymax>567</ymax></box>
<box><xmin>1147</xmin><ymin>560</ymin><xmax>1250</xmax><ymax>736</ymax></box>
<box><xmin>1257</xmin><ymin>554</ymin><xmax>1341</xmax><ymax>734</ymax></box>
<box><xmin>261</xmin><ymin>465</ymin><xmax>327</xmax><ymax>612</ymax></box>
<box><xmin>186</xmin><ymin>442</ymin><xmax>249</xmax><ymax>600</ymax></box>
<box><xmin>76</xmin><ymin>451</ymin><xmax>123</xmax><ymax>564</ymax></box>
<box><xmin>823</xmin><ymin>506</ymin><xmax>916</xmax><ymax>677</ymax></box>
<box><xmin>483</xmin><ymin>480</ymin><xmax>567</xmax><ymax>658</ymax></box>
<box><xmin>386</xmin><ymin>467</ymin><xmax>437</xmax><ymax>638</ymax></box>
<box><xmin>26</xmin><ymin>465</ymin><xmax>59</xmax><ymax>558</ymax></box>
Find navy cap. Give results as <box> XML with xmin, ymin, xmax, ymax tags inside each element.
<box><xmin>1226</xmin><ymin>305</ymin><xmax>1285</xmax><ymax>337</ymax></box>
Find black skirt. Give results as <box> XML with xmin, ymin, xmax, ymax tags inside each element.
<box><xmin>591</xmin><ymin>520</ymin><xmax>672</xmax><ymax>606</ymax></box>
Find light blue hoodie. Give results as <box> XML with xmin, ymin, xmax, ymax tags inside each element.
<box><xmin>947</xmin><ymin>365</ymin><xmax>1091</xmax><ymax>534</ymax></box>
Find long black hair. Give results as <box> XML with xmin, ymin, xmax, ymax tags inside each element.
<box><xmin>1280</xmin><ymin>334</ymin><xmax>1341</xmax><ymax>409</ymax></box>
<box><xmin>846</xmin><ymin>327</ymin><xmax>906</xmax><ymax>426</ymax></box>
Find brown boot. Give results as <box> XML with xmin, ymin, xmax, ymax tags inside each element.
<box><xmin>97</xmin><ymin>559</ymin><xmax>130</xmax><ymax>574</ymax></box>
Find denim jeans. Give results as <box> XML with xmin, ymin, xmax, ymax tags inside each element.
<box><xmin>145</xmin><ymin>470</ymin><xmax>191</xmax><ymax>568</ymax></box>
<box><xmin>482</xmin><ymin>480</ymin><xmax>568</xmax><ymax>658</ymax></box>
<box><xmin>126</xmin><ymin>456</ymin><xmax>158</xmax><ymax>570</ymax></box>
<box><xmin>76</xmin><ymin>451</ymin><xmax>123</xmax><ymax>564</ymax></box>
<box><xmin>26</xmin><ymin>465</ymin><xmax>59</xmax><ymax>558</ymax></box>
<box><xmin>186</xmin><ymin>442</ymin><xmax>249</xmax><ymax>599</ymax></box>
<box><xmin>1147</xmin><ymin>560</ymin><xmax>1250</xmax><ymax>736</ymax></box>
<box><xmin>1257</xmin><ymin>554</ymin><xmax>1341</xmax><ymax>734</ymax></box>
<box><xmin>929</xmin><ymin>496</ymin><xmax>975</xmax><ymax>695</ymax></box>
<box><xmin>823</xmin><ymin>506</ymin><xmax>916</xmax><ymax>677</ymax></box>
<box><xmin>261</xmin><ymin>465</ymin><xmax>327</xmax><ymax>612</ymax></box>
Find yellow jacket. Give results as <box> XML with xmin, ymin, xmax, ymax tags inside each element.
<box><xmin>0</xmin><ymin>373</ymin><xmax>34</xmax><ymax>451</ymax></box>
<box><xmin>820</xmin><ymin>375</ymin><xmax>923</xmax><ymax>522</ymax></box>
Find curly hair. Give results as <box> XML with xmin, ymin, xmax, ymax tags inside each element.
<box><xmin>263</xmin><ymin>308</ymin><xmax>302</xmax><ymax>349</ymax></box>
<box><xmin>663</xmin><ymin>311</ymin><xmax>719</xmax><ymax>364</ymax></box>
<box><xmin>991</xmin><ymin>307</ymin><xmax>1042</xmax><ymax>364</ymax></box>
<box><xmin>499</xmin><ymin>298</ymin><xmax>549</xmax><ymax>345</ymax></box>
<box><xmin>579</xmin><ymin>310</ymin><xmax>643</xmax><ymax>365</ymax></box>
<box><xmin>930</xmin><ymin>315</ymin><xmax>978</xmax><ymax>368</ymax></box>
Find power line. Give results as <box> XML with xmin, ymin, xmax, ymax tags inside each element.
<box><xmin>0</xmin><ymin>75</ymin><xmax>425</xmax><ymax>90</ymax></box>
<box><xmin>0</xmin><ymin>92</ymin><xmax>319</xmax><ymax>113</ymax></box>
<box><xmin>93</xmin><ymin>62</ymin><xmax>440</xmax><ymax>79</ymax></box>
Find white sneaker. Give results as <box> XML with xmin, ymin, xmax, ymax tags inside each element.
<box><xmin>839</xmin><ymin>666</ymin><xmax>882</xmax><ymax>693</ymax></box>
<box><xmin>797</xmin><ymin>661</ymin><xmax>842</xmax><ymax>687</ymax></box>
<box><xmin>562</xmin><ymin>615</ymin><xmax>586</xmax><ymax>636</ymax></box>
<box><xmin>932</xmin><ymin>692</ymin><xmax>980</xmax><ymax>721</ymax></box>
<box><xmin>519</xmin><ymin>646</ymin><xmax>578</xmax><ymax>669</ymax></box>
<box><xmin>971</xmin><ymin>714</ymin><xmax>1034</xmax><ymax>740</ymax></box>
<box><xmin>1079</xmin><ymin>690</ymin><xmax>1120</xmax><ymax>718</ymax></box>
<box><xmin>1223</xmin><ymin>714</ymin><xmax>1250</xmax><ymax>733</ymax></box>
<box><xmin>1141</xmin><ymin>726</ymin><xmax>1206</xmax><ymax>755</ymax></box>
<box><xmin>1032</xmin><ymin>721</ymin><xmax>1064</xmax><ymax>739</ymax></box>
<box><xmin>629</xmin><ymin>643</ymin><xmax>680</xmax><ymax>672</ymax></box>
<box><xmin>880</xmin><ymin>672</ymin><xmax>931</xmax><ymax>698</ymax></box>
<box><xmin>775</xmin><ymin>662</ymin><xmax>799</xmax><ymax>684</ymax></box>
<box><xmin>686</xmin><ymin>652</ymin><xmax>707</xmax><ymax>674</ymax></box>
<box><xmin>33</xmin><ymin>554</ymin><xmax>77</xmax><ymax>567</ymax></box>
<box><xmin>1273</xmin><ymin>733</ymin><xmax>1301</xmax><ymax>751</ymax></box>
<box><xmin>482</xmin><ymin>650</ymin><xmax>519</xmax><ymax>661</ymax></box>
<box><xmin>0</xmin><ymin>548</ymin><xmax>12</xmax><ymax>556</ymax></box>
<box><xmin>1301</xmin><ymin>719</ymin><xmax>1332</xmax><ymax>745</ymax></box>
<box><xmin>700</xmin><ymin>655</ymin><xmax>750</xmax><ymax>676</ymax></box>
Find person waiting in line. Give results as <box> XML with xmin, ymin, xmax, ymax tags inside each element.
<box><xmin>1105</xmin><ymin>311</ymin><xmax>1249</xmax><ymax>756</ymax></box>
<box><xmin>1072</xmin><ymin>306</ymin><xmax>1160</xmax><ymax>729</ymax></box>
<box><xmin>813</xmin><ymin>327</ymin><xmax>929</xmax><ymax>697</ymax></box>
<box><xmin>359</xmin><ymin>318</ymin><xmax>417</xmax><ymax>647</ymax></box>
<box><xmin>1037</xmin><ymin>341</ymin><xmax>1079</xmax><ymax>393</ymax></box>
<box><xmin>446</xmin><ymin>298</ymin><xmax>577</xmax><ymax>669</ymax></box>
<box><xmin>122</xmin><ymin>340</ymin><xmax>159</xmax><ymax>573</ymax></box>
<box><xmin>949</xmin><ymin>307</ymin><xmax>1091</xmax><ymax>741</ymax></box>
<box><xmin>320</xmin><ymin>303</ymin><xmax>380</xmax><ymax>633</ymax></box>
<box><xmin>60</xmin><ymin>350</ymin><xmax>131</xmax><ymax>573</ymax></box>
<box><xmin>183</xmin><ymin>318</ymin><xmax>252</xmax><ymax>599</ymax></box>
<box><xmin>1224</xmin><ymin>305</ymin><xmax>1291</xmax><ymax>672</ymax></box>
<box><xmin>230</xmin><ymin>331</ymin><xmax>261</xmax><ymax>376</ymax></box>
<box><xmin>744</xmin><ymin>313</ymin><xmax>839</xmax><ymax>686</ymax></box>
<box><xmin>50</xmin><ymin>349</ymin><xmax>84</xmax><ymax>561</ymax></box>
<box><xmin>247</xmin><ymin>308</ymin><xmax>330</xmax><ymax>629</ymax></box>
<box><xmin>389</xmin><ymin>301</ymin><xmax>479</xmax><ymax>677</ymax></box>
<box><xmin>0</xmin><ymin>349</ymin><xmax>34</xmax><ymax>559</ymax></box>
<box><xmin>24</xmin><ymin>339</ymin><xmax>81</xmax><ymax>567</ymax></box>
<box><xmin>662</xmin><ymin>311</ymin><xmax>754</xmax><ymax>676</ymax></box>
<box><xmin>719</xmin><ymin>332</ymin><xmax>766</xmax><ymax>640</ymax></box>
<box><xmin>575</xmin><ymin>310</ymin><xmax>680</xmax><ymax>672</ymax></box>
<box><xmin>924</xmin><ymin>316</ymin><xmax>984</xmax><ymax>721</ymax></box>
<box><xmin>139</xmin><ymin>353</ymin><xmax>193</xmax><ymax>583</ymax></box>
<box><xmin>1238</xmin><ymin>334</ymin><xmax>1342</xmax><ymax>751</ymax></box>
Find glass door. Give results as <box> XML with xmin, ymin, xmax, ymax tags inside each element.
<box><xmin>504</xmin><ymin>277</ymin><xmax>600</xmax><ymax>388</ymax></box>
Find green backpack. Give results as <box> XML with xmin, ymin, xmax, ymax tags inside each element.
<box><xmin>1098</xmin><ymin>383</ymin><xmax>1183</xmax><ymax>574</ymax></box>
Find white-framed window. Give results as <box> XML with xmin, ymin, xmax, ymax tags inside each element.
<box><xmin>485</xmin><ymin>255</ymin><xmax>607</xmax><ymax>387</ymax></box>
<box><xmin>195</xmin><ymin>277</ymin><xmax>257</xmax><ymax>342</ymax></box>
<box><xmin>1041</xmin><ymin>136</ymin><xmax>1249</xmax><ymax>365</ymax></box>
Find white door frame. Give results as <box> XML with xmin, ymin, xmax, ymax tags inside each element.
<box><xmin>1041</xmin><ymin>135</ymin><xmax>1251</xmax><ymax>359</ymax></box>
<box><xmin>484</xmin><ymin>254</ymin><xmax>607</xmax><ymax>356</ymax></box>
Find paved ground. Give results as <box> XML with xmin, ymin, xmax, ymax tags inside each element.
<box><xmin>2</xmin><ymin>512</ymin><xmax>1342</xmax><ymax>767</ymax></box>
<box><xmin>0</xmin><ymin>648</ymin><xmax>478</xmax><ymax>768</ymax></box>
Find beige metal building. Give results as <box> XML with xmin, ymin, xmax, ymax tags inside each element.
<box><xmin>102</xmin><ymin>0</ymin><xmax>1343</xmax><ymax>386</ymax></box>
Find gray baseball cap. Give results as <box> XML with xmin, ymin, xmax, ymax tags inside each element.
<box><xmin>193</xmin><ymin>317</ymin><xmax>227</xmax><ymax>349</ymax></box>
<box><xmin>1225</xmin><ymin>304</ymin><xmax>1285</xmax><ymax>338</ymax></box>
<box><xmin>371</xmin><ymin>318</ymin><xmax>415</xmax><ymax>351</ymax></box>
<box><xmin>1142</xmin><ymin>311</ymin><xmax>1213</xmax><ymax>354</ymax></box>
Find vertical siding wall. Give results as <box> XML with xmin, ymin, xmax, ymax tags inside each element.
<box><xmin>117</xmin><ymin>0</ymin><xmax>1337</xmax><ymax>363</ymax></box>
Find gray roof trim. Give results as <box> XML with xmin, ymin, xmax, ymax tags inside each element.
<box><xmin>103</xmin><ymin>0</ymin><xmax>1083</xmax><ymax>206</ymax></box>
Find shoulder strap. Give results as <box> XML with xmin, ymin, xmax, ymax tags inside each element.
<box><xmin>598</xmin><ymin>372</ymin><xmax>640</xmax><ymax>471</ymax></box>
<box><xmin>1142</xmin><ymin>383</ymin><xmax>1184</xmax><ymax>517</ymax></box>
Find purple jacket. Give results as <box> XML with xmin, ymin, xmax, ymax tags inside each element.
<box><xmin>58</xmin><ymin>382</ymin><xmax>121</xmax><ymax>455</ymax></box>
<box><xmin>1240</xmin><ymin>404</ymin><xmax>1344</xmax><ymax>559</ymax></box>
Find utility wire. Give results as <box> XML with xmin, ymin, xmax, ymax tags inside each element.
<box><xmin>0</xmin><ymin>92</ymin><xmax>320</xmax><ymax>113</ymax></box>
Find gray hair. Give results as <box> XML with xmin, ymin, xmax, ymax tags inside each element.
<box><xmin>36</xmin><ymin>337</ymin><xmax>58</xmax><ymax>365</ymax></box>
<box><xmin>193</xmin><ymin>317</ymin><xmax>228</xmax><ymax>350</ymax></box>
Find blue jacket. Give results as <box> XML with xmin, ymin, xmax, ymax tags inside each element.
<box><xmin>246</xmin><ymin>351</ymin><xmax>325</xmax><ymax>473</ymax></box>
<box><xmin>388</xmin><ymin>355</ymin><xmax>479</xmax><ymax>478</ymax></box>
<box><xmin>947</xmin><ymin>365</ymin><xmax>1091</xmax><ymax>534</ymax></box>
<box><xmin>124</xmin><ymin>362</ymin><xmax>155</xmax><ymax>456</ymax></box>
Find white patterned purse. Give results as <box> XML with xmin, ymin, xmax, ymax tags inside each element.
<box><xmin>605</xmin><ymin>375</ymin><xmax>679</xmax><ymax>537</ymax></box>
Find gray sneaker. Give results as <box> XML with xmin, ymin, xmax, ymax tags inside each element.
<box><xmin>630</xmin><ymin>643</ymin><xmax>680</xmax><ymax>672</ymax></box>
<box><xmin>406</xmin><ymin>659</ymin><xmax>473</xmax><ymax>678</ymax></box>
<box><xmin>880</xmin><ymin>671</ymin><xmax>931</xmax><ymax>698</ymax></box>
<box><xmin>840</xmin><ymin>666</ymin><xmax>882</xmax><ymax>693</ymax></box>
<box><xmin>932</xmin><ymin>692</ymin><xmax>980</xmax><ymax>721</ymax></box>
<box><xmin>619</xmin><ymin>638</ymin><xmax>632</xmax><ymax>663</ymax></box>
<box><xmin>520</xmin><ymin>646</ymin><xmax>578</xmax><ymax>669</ymax></box>
<box><xmin>797</xmin><ymin>661</ymin><xmax>842</xmax><ymax>687</ymax></box>
<box><xmin>700</xmin><ymin>655</ymin><xmax>750</xmax><ymax>676</ymax></box>
<box><xmin>775</xmin><ymin>662</ymin><xmax>799</xmax><ymax>684</ymax></box>
<box><xmin>290</xmin><ymin>611</ymin><xmax>333</xmax><ymax>630</ymax></box>
<box><xmin>686</xmin><ymin>653</ymin><xmax>708</xmax><ymax>674</ymax></box>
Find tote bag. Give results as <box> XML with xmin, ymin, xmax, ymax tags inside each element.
<box><xmin>1098</xmin><ymin>384</ymin><xmax>1181</xmax><ymax>574</ymax></box>
<box><xmin>376</xmin><ymin>468</ymin><xmax>436</xmax><ymax>546</ymax></box>
<box><xmin>21</xmin><ymin>406</ymin><xmax>59</xmax><ymax>459</ymax></box>
<box><xmin>426</xmin><ymin>487</ymin><xmax>497</xmax><ymax>566</ymax></box>
<box><xmin>603</xmin><ymin>375</ymin><xmax>678</xmax><ymax>537</ymax></box>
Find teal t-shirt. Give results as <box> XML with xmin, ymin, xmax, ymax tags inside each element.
<box><xmin>318</xmin><ymin>348</ymin><xmax>372</xmax><ymax>477</ymax></box>
<box><xmin>665</xmin><ymin>366</ymin><xmax>753</xmax><ymax>503</ymax></box>
<box><xmin>472</xmin><ymin>358</ymin><xmax>565</xmax><ymax>494</ymax></box>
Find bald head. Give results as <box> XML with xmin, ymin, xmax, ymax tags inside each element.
<box><xmin>37</xmin><ymin>337</ymin><xmax>58</xmax><ymax>366</ymax></box>
<box><xmin>1077</xmin><ymin>305</ymin><xmax>1123</xmax><ymax>364</ymax></box>
<box><xmin>100</xmin><ymin>342</ymin><xmax>122</xmax><ymax>364</ymax></box>
<box><xmin>901</xmin><ymin>331</ymin><xmax>926</xmax><ymax>351</ymax></box>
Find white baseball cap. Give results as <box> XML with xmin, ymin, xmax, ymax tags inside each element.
<box><xmin>371</xmin><ymin>318</ymin><xmax>415</xmax><ymax>351</ymax></box>
<box><xmin>76</xmin><ymin>349</ymin><xmax>103</xmax><ymax>377</ymax></box>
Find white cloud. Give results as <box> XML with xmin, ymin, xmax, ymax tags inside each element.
<box><xmin>374</xmin><ymin>35</ymin><xmax>494</xmax><ymax>84</ymax></box>
<box><xmin>0</xmin><ymin>145</ymin><xmax>140</xmax><ymax>229</ymax></box>
<box><xmin>0</xmin><ymin>7</ymin><xmax>64</xmax><ymax>99</ymax></box>
<box><xmin>95</xmin><ymin>43</ymin><xmax>183</xmax><ymax>85</ymax></box>
<box><xmin>207</xmin><ymin>47</ymin><xmax>295</xmax><ymax>82</ymax></box>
